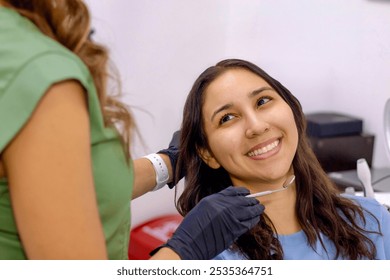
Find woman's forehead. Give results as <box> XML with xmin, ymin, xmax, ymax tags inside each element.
<box><xmin>203</xmin><ymin>69</ymin><xmax>274</xmax><ymax>103</ymax></box>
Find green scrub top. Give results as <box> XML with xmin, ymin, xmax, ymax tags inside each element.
<box><xmin>0</xmin><ymin>7</ymin><xmax>133</xmax><ymax>259</ymax></box>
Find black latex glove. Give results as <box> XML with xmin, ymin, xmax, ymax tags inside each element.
<box><xmin>157</xmin><ymin>130</ymin><xmax>182</xmax><ymax>188</ymax></box>
<box><xmin>154</xmin><ymin>186</ymin><xmax>264</xmax><ymax>260</ymax></box>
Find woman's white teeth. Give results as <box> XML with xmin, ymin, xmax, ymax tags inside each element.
<box><xmin>248</xmin><ymin>140</ymin><xmax>279</xmax><ymax>157</ymax></box>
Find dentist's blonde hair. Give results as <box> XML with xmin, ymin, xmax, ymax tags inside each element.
<box><xmin>3</xmin><ymin>0</ymin><xmax>134</xmax><ymax>159</ymax></box>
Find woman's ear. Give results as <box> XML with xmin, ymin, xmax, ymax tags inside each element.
<box><xmin>197</xmin><ymin>147</ymin><xmax>221</xmax><ymax>169</ymax></box>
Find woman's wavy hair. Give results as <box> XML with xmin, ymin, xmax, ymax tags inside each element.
<box><xmin>3</xmin><ymin>0</ymin><xmax>134</xmax><ymax>158</ymax></box>
<box><xmin>176</xmin><ymin>58</ymin><xmax>380</xmax><ymax>259</ymax></box>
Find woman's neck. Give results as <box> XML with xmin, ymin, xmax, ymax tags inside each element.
<box><xmin>260</xmin><ymin>183</ymin><xmax>301</xmax><ymax>235</ymax></box>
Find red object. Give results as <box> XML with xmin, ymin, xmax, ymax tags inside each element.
<box><xmin>128</xmin><ymin>214</ymin><xmax>183</xmax><ymax>260</ymax></box>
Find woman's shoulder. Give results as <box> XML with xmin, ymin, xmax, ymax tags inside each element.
<box><xmin>342</xmin><ymin>194</ymin><xmax>390</xmax><ymax>227</ymax></box>
<box><xmin>0</xmin><ymin>8</ymin><xmax>96</xmax><ymax>154</ymax></box>
<box><xmin>0</xmin><ymin>8</ymin><xmax>91</xmax><ymax>96</ymax></box>
<box><xmin>343</xmin><ymin>194</ymin><xmax>383</xmax><ymax>210</ymax></box>
<box><xmin>0</xmin><ymin>7</ymin><xmax>83</xmax><ymax>78</ymax></box>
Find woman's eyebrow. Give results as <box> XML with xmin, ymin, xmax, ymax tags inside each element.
<box><xmin>211</xmin><ymin>103</ymin><xmax>233</xmax><ymax>122</ymax></box>
<box><xmin>248</xmin><ymin>86</ymin><xmax>274</xmax><ymax>98</ymax></box>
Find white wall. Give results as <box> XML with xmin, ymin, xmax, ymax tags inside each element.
<box><xmin>223</xmin><ymin>0</ymin><xmax>390</xmax><ymax>166</ymax></box>
<box><xmin>85</xmin><ymin>0</ymin><xmax>390</xmax><ymax>227</ymax></box>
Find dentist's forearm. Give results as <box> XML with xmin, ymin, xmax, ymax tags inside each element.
<box><xmin>132</xmin><ymin>154</ymin><xmax>173</xmax><ymax>199</ymax></box>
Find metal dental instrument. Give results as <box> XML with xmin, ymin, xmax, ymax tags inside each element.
<box><xmin>246</xmin><ymin>175</ymin><xmax>296</xmax><ymax>198</ymax></box>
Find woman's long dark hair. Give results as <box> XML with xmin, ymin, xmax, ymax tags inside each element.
<box><xmin>176</xmin><ymin>59</ymin><xmax>380</xmax><ymax>259</ymax></box>
<box><xmin>3</xmin><ymin>0</ymin><xmax>134</xmax><ymax>159</ymax></box>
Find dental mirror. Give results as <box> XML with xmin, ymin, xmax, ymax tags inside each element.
<box><xmin>246</xmin><ymin>175</ymin><xmax>296</xmax><ymax>198</ymax></box>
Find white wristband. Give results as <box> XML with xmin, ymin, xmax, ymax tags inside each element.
<box><xmin>143</xmin><ymin>153</ymin><xmax>169</xmax><ymax>191</ymax></box>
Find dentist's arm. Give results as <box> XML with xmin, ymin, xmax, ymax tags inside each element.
<box><xmin>132</xmin><ymin>154</ymin><xmax>172</xmax><ymax>199</ymax></box>
<box><xmin>132</xmin><ymin>131</ymin><xmax>180</xmax><ymax>199</ymax></box>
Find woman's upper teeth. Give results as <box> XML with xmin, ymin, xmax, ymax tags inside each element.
<box><xmin>248</xmin><ymin>139</ymin><xmax>279</xmax><ymax>157</ymax></box>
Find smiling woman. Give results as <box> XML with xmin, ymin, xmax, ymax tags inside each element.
<box><xmin>199</xmin><ymin>68</ymin><xmax>298</xmax><ymax>187</ymax></box>
<box><xmin>174</xmin><ymin>58</ymin><xmax>390</xmax><ymax>260</ymax></box>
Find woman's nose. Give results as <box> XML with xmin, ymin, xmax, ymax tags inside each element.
<box><xmin>245</xmin><ymin>113</ymin><xmax>270</xmax><ymax>138</ymax></box>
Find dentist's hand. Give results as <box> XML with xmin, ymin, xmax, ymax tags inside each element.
<box><xmin>157</xmin><ymin>130</ymin><xmax>183</xmax><ymax>188</ymax></box>
<box><xmin>153</xmin><ymin>186</ymin><xmax>264</xmax><ymax>260</ymax></box>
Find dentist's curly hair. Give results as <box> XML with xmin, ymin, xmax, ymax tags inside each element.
<box><xmin>176</xmin><ymin>58</ymin><xmax>380</xmax><ymax>259</ymax></box>
<box><xmin>3</xmin><ymin>0</ymin><xmax>134</xmax><ymax>158</ymax></box>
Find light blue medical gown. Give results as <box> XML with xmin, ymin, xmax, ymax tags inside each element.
<box><xmin>214</xmin><ymin>195</ymin><xmax>390</xmax><ymax>260</ymax></box>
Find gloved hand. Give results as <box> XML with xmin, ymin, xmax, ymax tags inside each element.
<box><xmin>157</xmin><ymin>130</ymin><xmax>183</xmax><ymax>188</ymax></box>
<box><xmin>153</xmin><ymin>186</ymin><xmax>264</xmax><ymax>259</ymax></box>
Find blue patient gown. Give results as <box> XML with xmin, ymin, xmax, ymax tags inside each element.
<box><xmin>214</xmin><ymin>195</ymin><xmax>390</xmax><ymax>260</ymax></box>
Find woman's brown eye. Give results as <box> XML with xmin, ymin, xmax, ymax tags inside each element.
<box><xmin>220</xmin><ymin>114</ymin><xmax>234</xmax><ymax>125</ymax></box>
<box><xmin>257</xmin><ymin>97</ymin><xmax>271</xmax><ymax>107</ymax></box>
